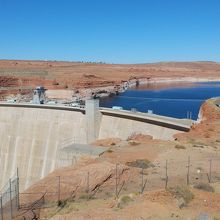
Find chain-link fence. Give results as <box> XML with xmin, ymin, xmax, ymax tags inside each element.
<box><xmin>0</xmin><ymin>172</ymin><xmax>19</xmax><ymax>220</ymax></box>
<box><xmin>18</xmin><ymin>157</ymin><xmax>220</xmax><ymax>207</ymax></box>
<box><xmin>1</xmin><ymin>157</ymin><xmax>220</xmax><ymax>219</ymax></box>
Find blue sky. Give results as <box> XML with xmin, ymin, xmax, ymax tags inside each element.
<box><xmin>0</xmin><ymin>0</ymin><xmax>219</xmax><ymax>63</ymax></box>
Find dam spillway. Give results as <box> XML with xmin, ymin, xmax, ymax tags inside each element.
<box><xmin>0</xmin><ymin>101</ymin><xmax>194</xmax><ymax>191</ymax></box>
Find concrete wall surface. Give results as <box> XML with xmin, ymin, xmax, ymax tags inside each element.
<box><xmin>0</xmin><ymin>106</ymin><xmax>86</xmax><ymax>190</ymax></box>
<box><xmin>99</xmin><ymin>115</ymin><xmax>182</xmax><ymax>140</ymax></box>
<box><xmin>0</xmin><ymin>104</ymin><xmax>187</xmax><ymax>191</ymax></box>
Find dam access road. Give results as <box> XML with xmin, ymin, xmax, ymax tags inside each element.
<box><xmin>0</xmin><ymin>101</ymin><xmax>194</xmax><ymax>191</ymax></box>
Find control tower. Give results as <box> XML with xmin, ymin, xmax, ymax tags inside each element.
<box><xmin>33</xmin><ymin>86</ymin><xmax>47</xmax><ymax>104</ymax></box>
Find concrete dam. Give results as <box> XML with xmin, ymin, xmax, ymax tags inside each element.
<box><xmin>0</xmin><ymin>100</ymin><xmax>193</xmax><ymax>191</ymax></box>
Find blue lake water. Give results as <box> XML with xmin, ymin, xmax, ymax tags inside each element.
<box><xmin>99</xmin><ymin>82</ymin><xmax>220</xmax><ymax>120</ymax></box>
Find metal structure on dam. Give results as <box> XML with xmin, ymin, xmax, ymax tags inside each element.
<box><xmin>0</xmin><ymin>100</ymin><xmax>194</xmax><ymax>191</ymax></box>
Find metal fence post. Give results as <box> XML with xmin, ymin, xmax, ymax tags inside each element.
<box><xmin>187</xmin><ymin>156</ymin><xmax>190</xmax><ymax>185</ymax></box>
<box><xmin>140</xmin><ymin>168</ymin><xmax>147</xmax><ymax>194</ymax></box>
<box><xmin>9</xmin><ymin>179</ymin><xmax>13</xmax><ymax>220</ymax></box>
<box><xmin>209</xmin><ymin>159</ymin><xmax>212</xmax><ymax>183</ymax></box>
<box><xmin>16</xmin><ymin>168</ymin><xmax>20</xmax><ymax>210</ymax></box>
<box><xmin>57</xmin><ymin>176</ymin><xmax>61</xmax><ymax>203</ymax></box>
<box><xmin>165</xmin><ymin>160</ymin><xmax>168</xmax><ymax>189</ymax></box>
<box><xmin>0</xmin><ymin>196</ymin><xmax>3</xmax><ymax>220</ymax></box>
<box><xmin>87</xmin><ymin>172</ymin><xmax>90</xmax><ymax>200</ymax></box>
<box><xmin>115</xmin><ymin>163</ymin><xmax>118</xmax><ymax>199</ymax></box>
<box><xmin>141</xmin><ymin>167</ymin><xmax>144</xmax><ymax>193</ymax></box>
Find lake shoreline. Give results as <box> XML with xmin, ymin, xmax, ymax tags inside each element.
<box><xmin>93</xmin><ymin>76</ymin><xmax>220</xmax><ymax>99</ymax></box>
<box><xmin>99</xmin><ymin>77</ymin><xmax>220</xmax><ymax>120</ymax></box>
<box><xmin>45</xmin><ymin>76</ymin><xmax>220</xmax><ymax>102</ymax></box>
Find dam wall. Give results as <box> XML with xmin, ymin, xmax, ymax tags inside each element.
<box><xmin>0</xmin><ymin>105</ymin><xmax>87</xmax><ymax>190</ymax></box>
<box><xmin>99</xmin><ymin>115</ymin><xmax>180</xmax><ymax>140</ymax></box>
<box><xmin>0</xmin><ymin>102</ymin><xmax>192</xmax><ymax>191</ymax></box>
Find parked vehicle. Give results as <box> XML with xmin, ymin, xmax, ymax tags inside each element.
<box><xmin>6</xmin><ymin>99</ymin><xmax>16</xmax><ymax>103</ymax></box>
<box><xmin>112</xmin><ymin>106</ymin><xmax>123</xmax><ymax>110</ymax></box>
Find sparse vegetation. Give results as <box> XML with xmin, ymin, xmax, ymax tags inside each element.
<box><xmin>193</xmin><ymin>183</ymin><xmax>214</xmax><ymax>192</ymax></box>
<box><xmin>126</xmin><ymin>159</ymin><xmax>154</xmax><ymax>169</ymax></box>
<box><xmin>175</xmin><ymin>144</ymin><xmax>186</xmax><ymax>150</ymax></box>
<box><xmin>117</xmin><ymin>194</ymin><xmax>133</xmax><ymax>208</ymax></box>
<box><xmin>128</xmin><ymin>140</ymin><xmax>140</xmax><ymax>146</ymax></box>
<box><xmin>168</xmin><ymin>186</ymin><xmax>194</xmax><ymax>206</ymax></box>
<box><xmin>79</xmin><ymin>193</ymin><xmax>89</xmax><ymax>200</ymax></box>
<box><xmin>120</xmin><ymin>195</ymin><xmax>133</xmax><ymax>204</ymax></box>
<box><xmin>105</xmin><ymin>191</ymin><xmax>112</xmax><ymax>197</ymax></box>
<box><xmin>193</xmin><ymin>144</ymin><xmax>204</xmax><ymax>148</ymax></box>
<box><xmin>58</xmin><ymin>199</ymin><xmax>67</xmax><ymax>208</ymax></box>
<box><xmin>189</xmin><ymin>139</ymin><xmax>207</xmax><ymax>146</ymax></box>
<box><xmin>106</xmin><ymin>149</ymin><xmax>113</xmax><ymax>153</ymax></box>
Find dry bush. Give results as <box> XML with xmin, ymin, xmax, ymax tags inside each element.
<box><xmin>128</xmin><ymin>140</ymin><xmax>140</xmax><ymax>146</ymax></box>
<box><xmin>168</xmin><ymin>186</ymin><xmax>194</xmax><ymax>206</ymax></box>
<box><xmin>175</xmin><ymin>144</ymin><xmax>186</xmax><ymax>150</ymax></box>
<box><xmin>126</xmin><ymin>159</ymin><xmax>154</xmax><ymax>169</ymax></box>
<box><xmin>193</xmin><ymin>183</ymin><xmax>214</xmax><ymax>192</ymax></box>
<box><xmin>193</xmin><ymin>144</ymin><xmax>204</xmax><ymax>148</ymax></box>
<box><xmin>117</xmin><ymin>194</ymin><xmax>133</xmax><ymax>208</ymax></box>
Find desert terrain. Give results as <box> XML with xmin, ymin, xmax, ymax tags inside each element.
<box><xmin>1</xmin><ymin>60</ymin><xmax>220</xmax><ymax>101</ymax></box>
<box><xmin>1</xmin><ymin>60</ymin><xmax>220</xmax><ymax>219</ymax></box>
